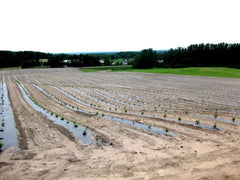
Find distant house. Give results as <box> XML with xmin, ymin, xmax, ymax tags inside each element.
<box><xmin>157</xmin><ymin>59</ymin><xmax>164</xmax><ymax>63</ymax></box>
<box><xmin>39</xmin><ymin>59</ymin><xmax>48</xmax><ymax>66</ymax></box>
<box><xmin>39</xmin><ymin>59</ymin><xmax>48</xmax><ymax>63</ymax></box>
<box><xmin>122</xmin><ymin>59</ymin><xmax>128</xmax><ymax>65</ymax></box>
<box><xmin>63</xmin><ymin>59</ymin><xmax>72</xmax><ymax>64</ymax></box>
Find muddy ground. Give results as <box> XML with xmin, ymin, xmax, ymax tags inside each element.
<box><xmin>0</xmin><ymin>68</ymin><xmax>240</xmax><ymax>179</ymax></box>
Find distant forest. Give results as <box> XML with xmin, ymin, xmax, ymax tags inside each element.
<box><xmin>0</xmin><ymin>43</ymin><xmax>239</xmax><ymax>68</ymax></box>
<box><xmin>159</xmin><ymin>43</ymin><xmax>240</xmax><ymax>68</ymax></box>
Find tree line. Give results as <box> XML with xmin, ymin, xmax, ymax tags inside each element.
<box><xmin>0</xmin><ymin>51</ymin><xmax>101</xmax><ymax>68</ymax></box>
<box><xmin>1</xmin><ymin>43</ymin><xmax>239</xmax><ymax>69</ymax></box>
<box><xmin>133</xmin><ymin>43</ymin><xmax>240</xmax><ymax>68</ymax></box>
<box><xmin>160</xmin><ymin>43</ymin><xmax>240</xmax><ymax>68</ymax></box>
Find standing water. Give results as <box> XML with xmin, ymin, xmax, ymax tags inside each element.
<box><xmin>0</xmin><ymin>80</ymin><xmax>19</xmax><ymax>152</ymax></box>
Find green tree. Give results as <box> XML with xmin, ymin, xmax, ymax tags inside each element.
<box><xmin>133</xmin><ymin>48</ymin><xmax>157</xmax><ymax>68</ymax></box>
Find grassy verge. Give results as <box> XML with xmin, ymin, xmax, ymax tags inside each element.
<box><xmin>81</xmin><ymin>65</ymin><xmax>132</xmax><ymax>72</ymax></box>
<box><xmin>121</xmin><ymin>67</ymin><xmax>240</xmax><ymax>78</ymax></box>
<box><xmin>0</xmin><ymin>67</ymin><xmax>21</xmax><ymax>71</ymax></box>
<box><xmin>81</xmin><ymin>66</ymin><xmax>240</xmax><ymax>78</ymax></box>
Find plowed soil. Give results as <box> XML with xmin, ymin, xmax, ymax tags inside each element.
<box><xmin>0</xmin><ymin>68</ymin><xmax>240</xmax><ymax>180</ymax></box>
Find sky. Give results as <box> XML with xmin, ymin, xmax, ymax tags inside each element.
<box><xmin>0</xmin><ymin>0</ymin><xmax>240</xmax><ymax>53</ymax></box>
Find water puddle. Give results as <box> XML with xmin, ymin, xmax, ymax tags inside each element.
<box><xmin>18</xmin><ymin>82</ymin><xmax>98</xmax><ymax>145</ymax></box>
<box><xmin>163</xmin><ymin>117</ymin><xmax>220</xmax><ymax>131</ymax></box>
<box><xmin>0</xmin><ymin>80</ymin><xmax>19</xmax><ymax>152</ymax></box>
<box><xmin>52</xmin><ymin>86</ymin><xmax>175</xmax><ymax>136</ymax></box>
<box><xmin>197</xmin><ymin>115</ymin><xmax>240</xmax><ymax>126</ymax></box>
<box><xmin>104</xmin><ymin>115</ymin><xmax>175</xmax><ymax>136</ymax></box>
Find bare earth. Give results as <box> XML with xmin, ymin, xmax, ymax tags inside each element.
<box><xmin>0</xmin><ymin>68</ymin><xmax>240</xmax><ymax>179</ymax></box>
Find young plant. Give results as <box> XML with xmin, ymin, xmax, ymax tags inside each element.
<box><xmin>82</xmin><ymin>128</ymin><xmax>87</xmax><ymax>136</ymax></box>
<box><xmin>0</xmin><ymin>141</ymin><xmax>3</xmax><ymax>150</ymax></box>
<box><xmin>66</xmin><ymin>121</ymin><xmax>69</xmax><ymax>124</ymax></box>
<box><xmin>214</xmin><ymin>111</ymin><xmax>218</xmax><ymax>118</ymax></box>
<box><xmin>73</xmin><ymin>122</ymin><xmax>78</xmax><ymax>128</ymax></box>
<box><xmin>178</xmin><ymin>117</ymin><xmax>181</xmax><ymax>121</ymax></box>
<box><xmin>232</xmin><ymin>117</ymin><xmax>236</xmax><ymax>122</ymax></box>
<box><xmin>213</xmin><ymin>122</ymin><xmax>217</xmax><ymax>128</ymax></box>
<box><xmin>125</xmin><ymin>109</ymin><xmax>127</xmax><ymax>113</ymax></box>
<box><xmin>51</xmin><ymin>112</ymin><xmax>53</xmax><ymax>115</ymax></box>
<box><xmin>96</xmin><ymin>111</ymin><xmax>99</xmax><ymax>115</ymax></box>
<box><xmin>164</xmin><ymin>114</ymin><xmax>167</xmax><ymax>118</ymax></box>
<box><xmin>95</xmin><ymin>133</ymin><xmax>98</xmax><ymax>142</ymax></box>
<box><xmin>185</xmin><ymin>111</ymin><xmax>188</xmax><ymax>115</ymax></box>
<box><xmin>196</xmin><ymin>120</ymin><xmax>200</xmax><ymax>125</ymax></box>
<box><xmin>141</xmin><ymin>111</ymin><xmax>144</xmax><ymax>115</ymax></box>
<box><xmin>165</xmin><ymin>127</ymin><xmax>169</xmax><ymax>133</ymax></box>
<box><xmin>148</xmin><ymin>124</ymin><xmax>152</xmax><ymax>129</ymax></box>
<box><xmin>1</xmin><ymin>122</ymin><xmax>4</xmax><ymax>127</ymax></box>
<box><xmin>102</xmin><ymin>113</ymin><xmax>105</xmax><ymax>117</ymax></box>
<box><xmin>61</xmin><ymin>117</ymin><xmax>64</xmax><ymax>120</ymax></box>
<box><xmin>55</xmin><ymin>114</ymin><xmax>59</xmax><ymax>118</ymax></box>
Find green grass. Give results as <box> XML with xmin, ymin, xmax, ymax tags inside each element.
<box><xmin>81</xmin><ymin>66</ymin><xmax>240</xmax><ymax>78</ymax></box>
<box><xmin>0</xmin><ymin>67</ymin><xmax>21</xmax><ymax>71</ymax></box>
<box><xmin>119</xmin><ymin>67</ymin><xmax>240</xmax><ymax>78</ymax></box>
<box><xmin>80</xmin><ymin>65</ymin><xmax>132</xmax><ymax>72</ymax></box>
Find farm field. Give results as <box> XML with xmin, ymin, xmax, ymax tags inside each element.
<box><xmin>0</xmin><ymin>68</ymin><xmax>240</xmax><ymax>179</ymax></box>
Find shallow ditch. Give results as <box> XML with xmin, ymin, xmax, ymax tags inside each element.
<box><xmin>18</xmin><ymin>82</ymin><xmax>99</xmax><ymax>145</ymax></box>
<box><xmin>0</xmin><ymin>80</ymin><xmax>19</xmax><ymax>152</ymax></box>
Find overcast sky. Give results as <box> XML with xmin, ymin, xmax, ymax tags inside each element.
<box><xmin>0</xmin><ymin>0</ymin><xmax>239</xmax><ymax>53</ymax></box>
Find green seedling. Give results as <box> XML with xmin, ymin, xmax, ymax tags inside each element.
<box><xmin>178</xmin><ymin>117</ymin><xmax>181</xmax><ymax>121</ymax></box>
<box><xmin>213</xmin><ymin>122</ymin><xmax>217</xmax><ymax>128</ymax></box>
<box><xmin>165</xmin><ymin>127</ymin><xmax>169</xmax><ymax>133</ymax></box>
<box><xmin>196</xmin><ymin>120</ymin><xmax>200</xmax><ymax>125</ymax></box>
<box><xmin>0</xmin><ymin>141</ymin><xmax>3</xmax><ymax>150</ymax></box>
<box><xmin>61</xmin><ymin>117</ymin><xmax>64</xmax><ymax>120</ymax></box>
<box><xmin>164</xmin><ymin>114</ymin><xmax>167</xmax><ymax>118</ymax></box>
<box><xmin>73</xmin><ymin>122</ymin><xmax>78</xmax><ymax>128</ymax></box>
<box><xmin>232</xmin><ymin>117</ymin><xmax>236</xmax><ymax>122</ymax></box>
<box><xmin>148</xmin><ymin>124</ymin><xmax>152</xmax><ymax>129</ymax></box>
<box><xmin>82</xmin><ymin>128</ymin><xmax>87</xmax><ymax>136</ymax></box>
